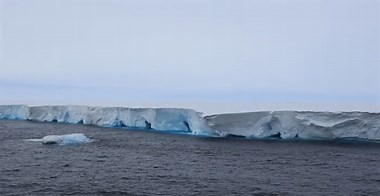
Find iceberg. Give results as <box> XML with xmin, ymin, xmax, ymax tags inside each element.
<box><xmin>205</xmin><ymin>111</ymin><xmax>380</xmax><ymax>140</ymax></box>
<box><xmin>1</xmin><ymin>105</ymin><xmax>379</xmax><ymax>141</ymax></box>
<box><xmin>26</xmin><ymin>133</ymin><xmax>91</xmax><ymax>145</ymax></box>
<box><xmin>42</xmin><ymin>133</ymin><xmax>90</xmax><ymax>145</ymax></box>
<box><xmin>0</xmin><ymin>105</ymin><xmax>213</xmax><ymax>135</ymax></box>
<box><xmin>0</xmin><ymin>105</ymin><xmax>29</xmax><ymax>120</ymax></box>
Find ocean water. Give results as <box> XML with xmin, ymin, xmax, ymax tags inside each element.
<box><xmin>0</xmin><ymin>120</ymin><xmax>379</xmax><ymax>196</ymax></box>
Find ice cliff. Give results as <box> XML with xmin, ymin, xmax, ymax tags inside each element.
<box><xmin>0</xmin><ymin>105</ymin><xmax>212</xmax><ymax>135</ymax></box>
<box><xmin>205</xmin><ymin>111</ymin><xmax>380</xmax><ymax>140</ymax></box>
<box><xmin>1</xmin><ymin>105</ymin><xmax>379</xmax><ymax>141</ymax></box>
<box><xmin>0</xmin><ymin>105</ymin><xmax>29</xmax><ymax>120</ymax></box>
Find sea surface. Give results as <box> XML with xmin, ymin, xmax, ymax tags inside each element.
<box><xmin>0</xmin><ymin>120</ymin><xmax>379</xmax><ymax>195</ymax></box>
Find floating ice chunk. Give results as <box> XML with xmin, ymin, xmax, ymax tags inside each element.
<box><xmin>41</xmin><ymin>133</ymin><xmax>91</xmax><ymax>145</ymax></box>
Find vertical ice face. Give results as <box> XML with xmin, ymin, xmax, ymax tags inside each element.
<box><xmin>204</xmin><ymin>111</ymin><xmax>275</xmax><ymax>138</ymax></box>
<box><xmin>28</xmin><ymin>105</ymin><xmax>89</xmax><ymax>123</ymax></box>
<box><xmin>1</xmin><ymin>105</ymin><xmax>213</xmax><ymax>135</ymax></box>
<box><xmin>205</xmin><ymin>111</ymin><xmax>380</xmax><ymax>140</ymax></box>
<box><xmin>0</xmin><ymin>105</ymin><xmax>29</xmax><ymax>120</ymax></box>
<box><xmin>1</xmin><ymin>105</ymin><xmax>379</xmax><ymax>140</ymax></box>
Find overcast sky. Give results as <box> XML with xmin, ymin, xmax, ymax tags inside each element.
<box><xmin>0</xmin><ymin>0</ymin><xmax>379</xmax><ymax>114</ymax></box>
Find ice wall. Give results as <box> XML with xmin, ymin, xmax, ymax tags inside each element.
<box><xmin>1</xmin><ymin>105</ymin><xmax>379</xmax><ymax>140</ymax></box>
<box><xmin>205</xmin><ymin>111</ymin><xmax>380</xmax><ymax>140</ymax></box>
<box><xmin>0</xmin><ymin>105</ymin><xmax>29</xmax><ymax>120</ymax></box>
<box><xmin>0</xmin><ymin>105</ymin><xmax>212</xmax><ymax>135</ymax></box>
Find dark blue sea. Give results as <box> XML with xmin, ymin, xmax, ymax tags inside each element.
<box><xmin>0</xmin><ymin>120</ymin><xmax>379</xmax><ymax>195</ymax></box>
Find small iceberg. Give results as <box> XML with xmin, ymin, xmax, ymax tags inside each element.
<box><xmin>27</xmin><ymin>133</ymin><xmax>92</xmax><ymax>145</ymax></box>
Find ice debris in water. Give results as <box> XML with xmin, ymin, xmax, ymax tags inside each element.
<box><xmin>41</xmin><ymin>133</ymin><xmax>91</xmax><ymax>145</ymax></box>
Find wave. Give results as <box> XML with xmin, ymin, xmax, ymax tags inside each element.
<box><xmin>1</xmin><ymin>105</ymin><xmax>379</xmax><ymax>141</ymax></box>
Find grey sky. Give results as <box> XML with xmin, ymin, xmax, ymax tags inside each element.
<box><xmin>0</xmin><ymin>0</ymin><xmax>379</xmax><ymax>114</ymax></box>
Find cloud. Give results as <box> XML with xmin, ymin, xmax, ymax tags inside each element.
<box><xmin>1</xmin><ymin>0</ymin><xmax>379</xmax><ymax>112</ymax></box>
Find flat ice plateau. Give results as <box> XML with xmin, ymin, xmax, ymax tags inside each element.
<box><xmin>1</xmin><ymin>105</ymin><xmax>379</xmax><ymax>141</ymax></box>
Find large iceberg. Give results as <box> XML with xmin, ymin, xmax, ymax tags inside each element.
<box><xmin>1</xmin><ymin>105</ymin><xmax>379</xmax><ymax>141</ymax></box>
<box><xmin>0</xmin><ymin>105</ymin><xmax>213</xmax><ymax>135</ymax></box>
<box><xmin>205</xmin><ymin>111</ymin><xmax>380</xmax><ymax>140</ymax></box>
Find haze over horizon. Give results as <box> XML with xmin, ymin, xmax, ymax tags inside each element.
<box><xmin>1</xmin><ymin>0</ymin><xmax>379</xmax><ymax>114</ymax></box>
